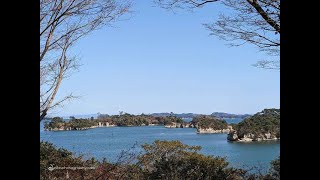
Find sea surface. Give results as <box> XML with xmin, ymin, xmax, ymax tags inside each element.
<box><xmin>40</xmin><ymin>118</ymin><xmax>279</xmax><ymax>171</ymax></box>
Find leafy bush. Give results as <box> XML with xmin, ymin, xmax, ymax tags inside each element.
<box><xmin>269</xmin><ymin>156</ymin><xmax>280</xmax><ymax>179</ymax></box>
<box><xmin>40</xmin><ymin>141</ymin><xmax>101</xmax><ymax>179</ymax></box>
<box><xmin>40</xmin><ymin>140</ymin><xmax>280</xmax><ymax>180</ymax></box>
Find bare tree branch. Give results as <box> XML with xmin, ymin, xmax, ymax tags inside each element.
<box><xmin>253</xmin><ymin>60</ymin><xmax>279</xmax><ymax>70</ymax></box>
<box><xmin>155</xmin><ymin>0</ymin><xmax>280</xmax><ymax>70</ymax></box>
<box><xmin>40</xmin><ymin>0</ymin><xmax>132</xmax><ymax>121</ymax></box>
<box><xmin>246</xmin><ymin>0</ymin><xmax>280</xmax><ymax>33</ymax></box>
<box><xmin>155</xmin><ymin>0</ymin><xmax>218</xmax><ymax>9</ymax></box>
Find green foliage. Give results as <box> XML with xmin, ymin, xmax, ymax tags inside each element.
<box><xmin>40</xmin><ymin>141</ymin><xmax>143</xmax><ymax>179</ymax></box>
<box><xmin>138</xmin><ymin>140</ymin><xmax>202</xmax><ymax>169</ymax></box>
<box><xmin>147</xmin><ymin>153</ymin><xmax>233</xmax><ymax>180</ymax></box>
<box><xmin>68</xmin><ymin>119</ymin><xmax>96</xmax><ymax>129</ymax></box>
<box><xmin>97</xmin><ymin>113</ymin><xmax>183</xmax><ymax>127</ymax></box>
<box><xmin>109</xmin><ymin>113</ymin><xmax>150</xmax><ymax>126</ymax></box>
<box><xmin>163</xmin><ymin>115</ymin><xmax>184</xmax><ymax>125</ymax></box>
<box><xmin>40</xmin><ymin>141</ymin><xmax>101</xmax><ymax>179</ymax></box>
<box><xmin>45</xmin><ymin>113</ymin><xmax>187</xmax><ymax>130</ymax></box>
<box><xmin>269</xmin><ymin>156</ymin><xmax>280</xmax><ymax>179</ymax></box>
<box><xmin>192</xmin><ymin>115</ymin><xmax>228</xmax><ymax>129</ymax></box>
<box><xmin>52</xmin><ymin>116</ymin><xmax>63</xmax><ymax>122</ymax></box>
<box><xmin>138</xmin><ymin>140</ymin><xmax>246</xmax><ymax>180</ymax></box>
<box><xmin>40</xmin><ymin>140</ymin><xmax>279</xmax><ymax>180</ymax></box>
<box><xmin>234</xmin><ymin>109</ymin><xmax>280</xmax><ymax>138</ymax></box>
<box><xmin>45</xmin><ymin>118</ymin><xmax>97</xmax><ymax>130</ymax></box>
<box><xmin>45</xmin><ymin>117</ymin><xmax>65</xmax><ymax>129</ymax></box>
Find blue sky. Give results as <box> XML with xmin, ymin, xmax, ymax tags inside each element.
<box><xmin>52</xmin><ymin>1</ymin><xmax>279</xmax><ymax>117</ymax></box>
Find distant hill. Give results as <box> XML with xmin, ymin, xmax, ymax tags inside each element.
<box><xmin>49</xmin><ymin>114</ymin><xmax>98</xmax><ymax>120</ymax></box>
<box><xmin>151</xmin><ymin>112</ymin><xmax>251</xmax><ymax>119</ymax></box>
<box><xmin>210</xmin><ymin>112</ymin><xmax>251</xmax><ymax>119</ymax></box>
<box><xmin>150</xmin><ymin>113</ymin><xmax>201</xmax><ymax>118</ymax></box>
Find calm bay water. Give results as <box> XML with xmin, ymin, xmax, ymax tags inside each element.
<box><xmin>40</xmin><ymin>118</ymin><xmax>279</xmax><ymax>171</ymax></box>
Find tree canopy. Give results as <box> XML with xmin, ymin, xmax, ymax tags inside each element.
<box><xmin>192</xmin><ymin>115</ymin><xmax>228</xmax><ymax>129</ymax></box>
<box><xmin>234</xmin><ymin>108</ymin><xmax>280</xmax><ymax>138</ymax></box>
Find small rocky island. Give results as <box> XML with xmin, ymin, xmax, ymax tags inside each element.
<box><xmin>192</xmin><ymin>115</ymin><xmax>232</xmax><ymax>134</ymax></box>
<box><xmin>163</xmin><ymin>115</ymin><xmax>194</xmax><ymax>128</ymax></box>
<box><xmin>227</xmin><ymin>108</ymin><xmax>280</xmax><ymax>142</ymax></box>
<box><xmin>44</xmin><ymin>117</ymin><xmax>110</xmax><ymax>131</ymax></box>
<box><xmin>44</xmin><ymin>113</ymin><xmax>186</xmax><ymax>131</ymax></box>
<box><xmin>164</xmin><ymin>115</ymin><xmax>232</xmax><ymax>134</ymax></box>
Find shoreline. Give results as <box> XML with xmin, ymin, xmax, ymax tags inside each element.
<box><xmin>43</xmin><ymin>125</ymin><xmax>280</xmax><ymax>143</ymax></box>
<box><xmin>44</xmin><ymin>124</ymin><xmax>161</xmax><ymax>131</ymax></box>
<box><xmin>229</xmin><ymin>139</ymin><xmax>280</xmax><ymax>143</ymax></box>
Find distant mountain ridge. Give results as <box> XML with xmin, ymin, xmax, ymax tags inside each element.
<box><xmin>150</xmin><ymin>113</ymin><xmax>200</xmax><ymax>118</ymax></box>
<box><xmin>210</xmin><ymin>112</ymin><xmax>251</xmax><ymax>119</ymax></box>
<box><xmin>46</xmin><ymin>114</ymin><xmax>98</xmax><ymax>120</ymax></box>
<box><xmin>50</xmin><ymin>112</ymin><xmax>251</xmax><ymax>120</ymax></box>
<box><xmin>151</xmin><ymin>112</ymin><xmax>251</xmax><ymax>119</ymax></box>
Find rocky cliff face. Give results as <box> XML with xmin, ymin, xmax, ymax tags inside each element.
<box><xmin>46</xmin><ymin>126</ymin><xmax>95</xmax><ymax>131</ymax></box>
<box><xmin>197</xmin><ymin>125</ymin><xmax>233</xmax><ymax>134</ymax></box>
<box><xmin>197</xmin><ymin>128</ymin><xmax>230</xmax><ymax>134</ymax></box>
<box><xmin>227</xmin><ymin>131</ymin><xmax>238</xmax><ymax>141</ymax></box>
<box><xmin>164</xmin><ymin>122</ymin><xmax>194</xmax><ymax>128</ymax></box>
<box><xmin>227</xmin><ymin>130</ymin><xmax>279</xmax><ymax>142</ymax></box>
